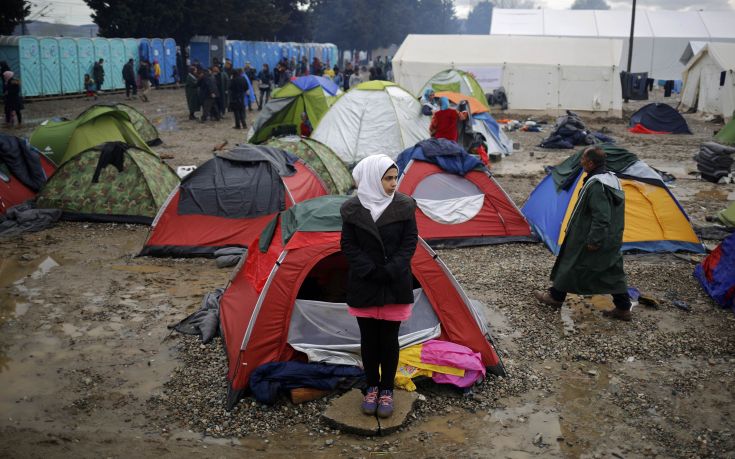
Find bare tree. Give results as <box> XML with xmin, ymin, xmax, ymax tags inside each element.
<box><xmin>571</xmin><ymin>0</ymin><xmax>611</xmax><ymax>9</ymax></box>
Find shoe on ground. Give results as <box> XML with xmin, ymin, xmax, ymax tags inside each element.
<box><xmin>602</xmin><ymin>308</ymin><xmax>632</xmax><ymax>322</ymax></box>
<box><xmin>361</xmin><ymin>386</ymin><xmax>378</xmax><ymax>415</ymax></box>
<box><xmin>533</xmin><ymin>290</ymin><xmax>563</xmax><ymax>308</ymax></box>
<box><xmin>376</xmin><ymin>389</ymin><xmax>394</xmax><ymax>418</ymax></box>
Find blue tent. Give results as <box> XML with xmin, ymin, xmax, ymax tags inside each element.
<box><xmin>629</xmin><ymin>103</ymin><xmax>692</xmax><ymax>134</ymax></box>
<box><xmin>59</xmin><ymin>37</ymin><xmax>81</xmax><ymax>94</ymax></box>
<box><xmin>109</xmin><ymin>38</ymin><xmax>126</xmax><ymax>89</ymax></box>
<box><xmin>694</xmin><ymin>233</ymin><xmax>735</xmax><ymax>311</ymax></box>
<box><xmin>39</xmin><ymin>37</ymin><xmax>61</xmax><ymax>96</ymax></box>
<box><xmin>77</xmin><ymin>38</ymin><xmax>95</xmax><ymax>86</ymax></box>
<box><xmin>0</xmin><ymin>36</ymin><xmax>42</xmax><ymax>97</ymax></box>
<box><xmin>162</xmin><ymin>38</ymin><xmax>176</xmax><ymax>83</ymax></box>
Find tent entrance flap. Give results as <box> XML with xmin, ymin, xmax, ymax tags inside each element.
<box><xmin>288</xmin><ymin>288</ymin><xmax>442</xmax><ymax>367</ymax></box>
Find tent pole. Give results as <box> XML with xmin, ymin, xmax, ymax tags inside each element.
<box><xmin>625</xmin><ymin>0</ymin><xmax>637</xmax><ymax>103</ymax></box>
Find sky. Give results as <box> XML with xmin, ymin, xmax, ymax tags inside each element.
<box><xmin>29</xmin><ymin>0</ymin><xmax>735</xmax><ymax>25</ymax></box>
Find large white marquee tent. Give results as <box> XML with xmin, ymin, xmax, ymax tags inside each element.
<box><xmin>392</xmin><ymin>34</ymin><xmax>623</xmax><ymax>116</ymax></box>
<box><xmin>490</xmin><ymin>9</ymin><xmax>735</xmax><ymax>82</ymax></box>
<box><xmin>680</xmin><ymin>42</ymin><xmax>735</xmax><ymax>121</ymax></box>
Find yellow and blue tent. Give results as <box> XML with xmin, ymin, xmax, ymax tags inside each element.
<box><xmin>523</xmin><ymin>145</ymin><xmax>704</xmax><ymax>254</ymax></box>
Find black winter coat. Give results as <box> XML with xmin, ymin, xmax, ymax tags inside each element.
<box><xmin>340</xmin><ymin>192</ymin><xmax>418</xmax><ymax>308</ymax></box>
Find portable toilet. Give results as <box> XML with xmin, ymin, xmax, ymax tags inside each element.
<box><xmin>188</xmin><ymin>36</ymin><xmax>209</xmax><ymax>67</ymax></box>
<box><xmin>76</xmin><ymin>38</ymin><xmax>95</xmax><ymax>85</ymax></box>
<box><xmin>162</xmin><ymin>38</ymin><xmax>176</xmax><ymax>84</ymax></box>
<box><xmin>59</xmin><ymin>37</ymin><xmax>81</xmax><ymax>94</ymax></box>
<box><xmin>150</xmin><ymin>38</ymin><xmax>164</xmax><ymax>79</ymax></box>
<box><xmin>139</xmin><ymin>38</ymin><xmax>151</xmax><ymax>64</ymax></box>
<box><xmin>109</xmin><ymin>38</ymin><xmax>126</xmax><ymax>89</ymax></box>
<box><xmin>39</xmin><ymin>37</ymin><xmax>61</xmax><ymax>96</ymax></box>
<box><xmin>226</xmin><ymin>41</ymin><xmax>233</xmax><ymax>65</ymax></box>
<box><xmin>123</xmin><ymin>38</ymin><xmax>139</xmax><ymax>75</ymax></box>
<box><xmin>92</xmin><ymin>38</ymin><xmax>112</xmax><ymax>90</ymax></box>
<box><xmin>0</xmin><ymin>36</ymin><xmax>42</xmax><ymax>97</ymax></box>
<box><xmin>233</xmin><ymin>41</ymin><xmax>244</xmax><ymax>69</ymax></box>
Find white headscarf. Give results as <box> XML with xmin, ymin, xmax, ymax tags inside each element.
<box><xmin>352</xmin><ymin>154</ymin><xmax>398</xmax><ymax>222</ymax></box>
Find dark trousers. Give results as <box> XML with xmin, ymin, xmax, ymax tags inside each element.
<box><xmin>201</xmin><ymin>98</ymin><xmax>219</xmax><ymax>121</ymax></box>
<box><xmin>549</xmin><ymin>287</ymin><xmax>631</xmax><ymax>311</ymax></box>
<box><xmin>5</xmin><ymin>105</ymin><xmax>21</xmax><ymax>124</ymax></box>
<box><xmin>258</xmin><ymin>88</ymin><xmax>270</xmax><ymax>109</ymax></box>
<box><xmin>124</xmin><ymin>79</ymin><xmax>137</xmax><ymax>97</ymax></box>
<box><xmin>233</xmin><ymin>106</ymin><xmax>246</xmax><ymax>128</ymax></box>
<box><xmin>356</xmin><ymin>317</ymin><xmax>401</xmax><ymax>390</ymax></box>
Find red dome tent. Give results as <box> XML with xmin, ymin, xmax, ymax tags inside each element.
<box><xmin>0</xmin><ymin>135</ymin><xmax>56</xmax><ymax>214</ymax></box>
<box><xmin>219</xmin><ymin>196</ymin><xmax>505</xmax><ymax>408</ymax></box>
<box><xmin>395</xmin><ymin>139</ymin><xmax>534</xmax><ymax>248</ymax></box>
<box><xmin>139</xmin><ymin>144</ymin><xmax>327</xmax><ymax>257</ymax></box>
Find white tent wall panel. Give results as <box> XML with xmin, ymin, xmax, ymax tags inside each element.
<box><xmin>681</xmin><ymin>43</ymin><xmax>735</xmax><ymax>121</ymax></box>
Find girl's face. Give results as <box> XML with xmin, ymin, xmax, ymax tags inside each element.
<box><xmin>381</xmin><ymin>167</ymin><xmax>398</xmax><ymax>195</ymax></box>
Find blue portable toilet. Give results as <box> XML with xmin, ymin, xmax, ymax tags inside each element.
<box><xmin>150</xmin><ymin>38</ymin><xmax>164</xmax><ymax>79</ymax></box>
<box><xmin>109</xmin><ymin>38</ymin><xmax>126</xmax><ymax>89</ymax></box>
<box><xmin>39</xmin><ymin>37</ymin><xmax>61</xmax><ymax>96</ymax></box>
<box><xmin>76</xmin><ymin>38</ymin><xmax>95</xmax><ymax>87</ymax></box>
<box><xmin>233</xmin><ymin>41</ymin><xmax>244</xmax><ymax>69</ymax></box>
<box><xmin>58</xmin><ymin>37</ymin><xmax>81</xmax><ymax>94</ymax></box>
<box><xmin>92</xmin><ymin>38</ymin><xmax>112</xmax><ymax>90</ymax></box>
<box><xmin>139</xmin><ymin>38</ymin><xmax>151</xmax><ymax>64</ymax></box>
<box><xmin>163</xmin><ymin>38</ymin><xmax>176</xmax><ymax>84</ymax></box>
<box><xmin>189</xmin><ymin>36</ymin><xmax>209</xmax><ymax>67</ymax></box>
<box><xmin>123</xmin><ymin>38</ymin><xmax>139</xmax><ymax>76</ymax></box>
<box><xmin>226</xmin><ymin>41</ymin><xmax>233</xmax><ymax>64</ymax></box>
<box><xmin>0</xmin><ymin>36</ymin><xmax>42</xmax><ymax>97</ymax></box>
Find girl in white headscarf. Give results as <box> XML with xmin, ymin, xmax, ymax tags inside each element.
<box><xmin>340</xmin><ymin>154</ymin><xmax>418</xmax><ymax>419</ymax></box>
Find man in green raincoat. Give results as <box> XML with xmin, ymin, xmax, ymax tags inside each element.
<box><xmin>185</xmin><ymin>66</ymin><xmax>200</xmax><ymax>120</ymax></box>
<box><xmin>534</xmin><ymin>146</ymin><xmax>632</xmax><ymax>321</ymax></box>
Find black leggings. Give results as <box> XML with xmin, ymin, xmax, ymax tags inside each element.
<box><xmin>356</xmin><ymin>317</ymin><xmax>401</xmax><ymax>390</ymax></box>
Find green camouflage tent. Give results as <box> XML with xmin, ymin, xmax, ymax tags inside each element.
<box><xmin>36</xmin><ymin>142</ymin><xmax>179</xmax><ymax>224</ymax></box>
<box><xmin>79</xmin><ymin>104</ymin><xmax>162</xmax><ymax>146</ymax></box>
<box><xmin>419</xmin><ymin>69</ymin><xmax>489</xmax><ymax>109</ymax></box>
<box><xmin>265</xmin><ymin>136</ymin><xmax>354</xmax><ymax>195</ymax></box>
<box><xmin>717</xmin><ymin>201</ymin><xmax>735</xmax><ymax>228</ymax></box>
<box><xmin>715</xmin><ymin>117</ymin><xmax>735</xmax><ymax>146</ymax></box>
<box><xmin>248</xmin><ymin>76</ymin><xmax>341</xmax><ymax>144</ymax></box>
<box><xmin>30</xmin><ymin>105</ymin><xmax>156</xmax><ymax>166</ymax></box>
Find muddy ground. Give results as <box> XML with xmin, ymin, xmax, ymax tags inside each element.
<box><xmin>1</xmin><ymin>87</ymin><xmax>734</xmax><ymax>458</ymax></box>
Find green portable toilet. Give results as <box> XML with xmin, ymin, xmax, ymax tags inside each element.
<box><xmin>0</xmin><ymin>36</ymin><xmax>42</xmax><ymax>97</ymax></box>
<box><xmin>109</xmin><ymin>39</ymin><xmax>126</xmax><ymax>89</ymax></box>
<box><xmin>77</xmin><ymin>38</ymin><xmax>95</xmax><ymax>84</ymax></box>
<box><xmin>93</xmin><ymin>38</ymin><xmax>112</xmax><ymax>90</ymax></box>
<box><xmin>123</xmin><ymin>38</ymin><xmax>139</xmax><ymax>77</ymax></box>
<box><xmin>39</xmin><ymin>37</ymin><xmax>61</xmax><ymax>96</ymax></box>
<box><xmin>59</xmin><ymin>37</ymin><xmax>81</xmax><ymax>94</ymax></box>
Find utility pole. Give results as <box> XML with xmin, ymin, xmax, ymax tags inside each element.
<box><xmin>624</xmin><ymin>0</ymin><xmax>637</xmax><ymax>103</ymax></box>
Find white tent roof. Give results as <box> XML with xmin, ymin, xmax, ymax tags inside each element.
<box><xmin>393</xmin><ymin>34</ymin><xmax>622</xmax><ymax>69</ymax></box>
<box><xmin>680</xmin><ymin>41</ymin><xmax>709</xmax><ymax>65</ymax></box>
<box><xmin>685</xmin><ymin>42</ymin><xmax>735</xmax><ymax>72</ymax></box>
<box><xmin>491</xmin><ymin>9</ymin><xmax>735</xmax><ymax>80</ymax></box>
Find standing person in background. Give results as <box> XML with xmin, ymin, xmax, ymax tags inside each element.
<box><xmin>93</xmin><ymin>58</ymin><xmax>105</xmax><ymax>92</ymax></box>
<box><xmin>152</xmin><ymin>59</ymin><xmax>161</xmax><ymax>89</ymax></box>
<box><xmin>83</xmin><ymin>74</ymin><xmax>97</xmax><ymax>100</ymax></box>
<box><xmin>138</xmin><ymin>60</ymin><xmax>151</xmax><ymax>102</ymax></box>
<box><xmin>343</xmin><ymin>62</ymin><xmax>353</xmax><ymax>91</ymax></box>
<box><xmin>298</xmin><ymin>56</ymin><xmax>308</xmax><ymax>76</ymax></box>
<box><xmin>212</xmin><ymin>66</ymin><xmax>227</xmax><ymax>119</ymax></box>
<box><xmin>310</xmin><ymin>57</ymin><xmax>323</xmax><ymax>76</ymax></box>
<box><xmin>199</xmin><ymin>69</ymin><xmax>220</xmax><ymax>122</ymax></box>
<box><xmin>185</xmin><ymin>66</ymin><xmax>200</xmax><ymax>120</ymax></box>
<box><xmin>349</xmin><ymin>67</ymin><xmax>363</xmax><ymax>90</ymax></box>
<box><xmin>299</xmin><ymin>112</ymin><xmax>312</xmax><ymax>137</ymax></box>
<box><xmin>0</xmin><ymin>61</ymin><xmax>10</xmax><ymax>96</ymax></box>
<box><xmin>229</xmin><ymin>68</ymin><xmax>248</xmax><ymax>130</ymax></box>
<box><xmin>323</xmin><ymin>64</ymin><xmax>335</xmax><ymax>80</ymax></box>
<box><xmin>122</xmin><ymin>58</ymin><xmax>137</xmax><ymax>100</ymax></box>
<box><xmin>340</xmin><ymin>154</ymin><xmax>418</xmax><ymax>419</ymax></box>
<box><xmin>332</xmin><ymin>66</ymin><xmax>343</xmax><ymax>88</ymax></box>
<box><xmin>257</xmin><ymin>63</ymin><xmax>272</xmax><ymax>110</ymax></box>
<box><xmin>385</xmin><ymin>62</ymin><xmax>393</xmax><ymax>82</ymax></box>
<box><xmin>3</xmin><ymin>71</ymin><xmax>23</xmax><ymax>127</ymax></box>
<box><xmin>288</xmin><ymin>57</ymin><xmax>296</xmax><ymax>74</ymax></box>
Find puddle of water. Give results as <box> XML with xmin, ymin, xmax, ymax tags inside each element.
<box><xmin>0</xmin><ymin>255</ymin><xmax>61</xmax><ymax>325</ymax></box>
<box><xmin>559</xmin><ymin>295</ymin><xmax>614</xmax><ymax>335</ymax></box>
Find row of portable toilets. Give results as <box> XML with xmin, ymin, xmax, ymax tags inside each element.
<box><xmin>0</xmin><ymin>36</ymin><xmax>177</xmax><ymax>97</ymax></box>
<box><xmin>190</xmin><ymin>38</ymin><xmax>339</xmax><ymax>77</ymax></box>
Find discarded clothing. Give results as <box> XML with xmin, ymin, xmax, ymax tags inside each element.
<box><xmin>693</xmin><ymin>142</ymin><xmax>735</xmax><ymax>183</ymax></box>
<box><xmin>249</xmin><ymin>361</ymin><xmax>364</xmax><ymax>405</ymax></box>
<box><xmin>396</xmin><ymin>138</ymin><xmax>484</xmax><ymax>177</ymax></box>
<box><xmin>170</xmin><ymin>288</ymin><xmax>223</xmax><ymax>343</ymax></box>
<box><xmin>0</xmin><ymin>202</ymin><xmax>62</xmax><ymax>238</ymax></box>
<box><xmin>396</xmin><ymin>344</ymin><xmax>465</xmax><ymax>391</ymax></box>
<box><xmin>92</xmin><ymin>141</ymin><xmax>128</xmax><ymax>183</ymax></box>
<box><xmin>395</xmin><ymin>339</ymin><xmax>485</xmax><ymax>391</ymax></box>
<box><xmin>0</xmin><ymin>134</ymin><xmax>48</xmax><ymax>191</ymax></box>
<box><xmin>539</xmin><ymin>111</ymin><xmax>614</xmax><ymax>149</ymax></box>
<box><xmin>694</xmin><ymin>232</ymin><xmax>735</xmax><ymax>311</ymax></box>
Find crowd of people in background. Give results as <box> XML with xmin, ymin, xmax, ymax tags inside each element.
<box><xmin>181</xmin><ymin>54</ymin><xmax>395</xmax><ymax>129</ymax></box>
